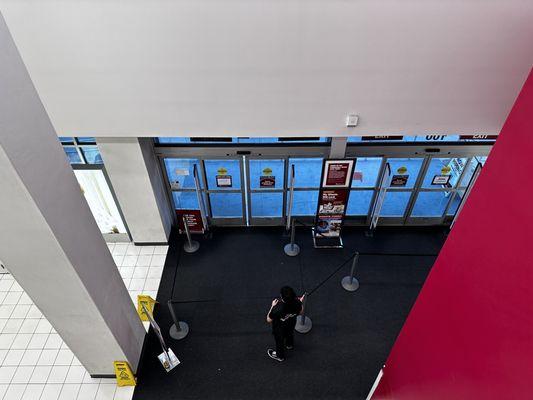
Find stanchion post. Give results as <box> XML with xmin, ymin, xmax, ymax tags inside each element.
<box><xmin>294</xmin><ymin>293</ymin><xmax>312</xmax><ymax>334</ymax></box>
<box><xmin>167</xmin><ymin>300</ymin><xmax>189</xmax><ymax>340</ymax></box>
<box><xmin>284</xmin><ymin>219</ymin><xmax>300</xmax><ymax>256</ymax></box>
<box><xmin>341</xmin><ymin>252</ymin><xmax>360</xmax><ymax>292</ymax></box>
<box><xmin>182</xmin><ymin>216</ymin><xmax>200</xmax><ymax>253</ymax></box>
<box><xmin>286</xmin><ymin>164</ymin><xmax>295</xmax><ymax>231</ymax></box>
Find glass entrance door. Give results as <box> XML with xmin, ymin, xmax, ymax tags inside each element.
<box><xmin>287</xmin><ymin>158</ymin><xmax>323</xmax><ymax>223</ymax></box>
<box><xmin>203</xmin><ymin>158</ymin><xmax>246</xmax><ymax>225</ymax></box>
<box><xmin>162</xmin><ymin>156</ymin><xmax>324</xmax><ymax>227</ymax></box>
<box><xmin>247</xmin><ymin>158</ymin><xmax>286</xmax><ymax>225</ymax></box>
<box><xmin>346</xmin><ymin>157</ymin><xmax>384</xmax><ymax>223</ymax></box>
<box><xmin>377</xmin><ymin>157</ymin><xmax>425</xmax><ymax>225</ymax></box>
<box><xmin>405</xmin><ymin>157</ymin><xmax>476</xmax><ymax>224</ymax></box>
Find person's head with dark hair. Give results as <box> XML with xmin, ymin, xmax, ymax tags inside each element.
<box><xmin>280</xmin><ymin>286</ymin><xmax>296</xmax><ymax>303</ymax></box>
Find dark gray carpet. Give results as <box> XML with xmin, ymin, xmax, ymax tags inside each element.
<box><xmin>133</xmin><ymin>226</ymin><xmax>446</xmax><ymax>400</ymax></box>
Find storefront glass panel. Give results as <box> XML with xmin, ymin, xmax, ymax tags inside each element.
<box><xmin>346</xmin><ymin>190</ymin><xmax>374</xmax><ymax>216</ymax></box>
<box><xmin>74</xmin><ymin>170</ymin><xmax>127</xmax><ymax>235</ymax></box>
<box><xmin>351</xmin><ymin>158</ymin><xmax>382</xmax><ymax>188</ymax></box>
<box><xmin>411</xmin><ymin>191</ymin><xmax>451</xmax><ymax>216</ymax></box>
<box><xmin>251</xmin><ymin>192</ymin><xmax>283</xmax><ymax>217</ymax></box>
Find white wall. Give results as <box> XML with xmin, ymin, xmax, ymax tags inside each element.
<box><xmin>1</xmin><ymin>1</ymin><xmax>532</xmax><ymax>138</ymax></box>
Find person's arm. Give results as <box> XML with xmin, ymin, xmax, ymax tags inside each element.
<box><xmin>298</xmin><ymin>293</ymin><xmax>306</xmax><ymax>315</ymax></box>
<box><xmin>266</xmin><ymin>299</ymin><xmax>278</xmax><ymax>323</ymax></box>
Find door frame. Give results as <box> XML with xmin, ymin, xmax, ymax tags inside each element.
<box><xmin>246</xmin><ymin>156</ymin><xmax>287</xmax><ymax>226</ymax></box>
<box><xmin>71</xmin><ymin>163</ymin><xmax>132</xmax><ymax>242</ymax></box>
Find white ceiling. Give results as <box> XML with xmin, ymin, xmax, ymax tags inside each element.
<box><xmin>1</xmin><ymin>0</ymin><xmax>532</xmax><ymax>137</ymax></box>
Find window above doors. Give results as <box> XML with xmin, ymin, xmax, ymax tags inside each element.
<box><xmin>58</xmin><ymin>137</ymin><xmax>103</xmax><ymax>165</ymax></box>
<box><xmin>154</xmin><ymin>137</ymin><xmax>330</xmax><ymax>145</ymax></box>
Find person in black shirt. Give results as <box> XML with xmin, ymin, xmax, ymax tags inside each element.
<box><xmin>266</xmin><ymin>286</ymin><xmax>304</xmax><ymax>362</ymax></box>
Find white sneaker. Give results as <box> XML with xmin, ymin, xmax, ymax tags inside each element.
<box><xmin>267</xmin><ymin>349</ymin><xmax>284</xmax><ymax>362</ymax></box>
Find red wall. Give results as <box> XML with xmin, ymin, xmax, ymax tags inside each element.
<box><xmin>372</xmin><ymin>68</ymin><xmax>533</xmax><ymax>400</ymax></box>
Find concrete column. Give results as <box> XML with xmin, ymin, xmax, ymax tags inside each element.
<box><xmin>97</xmin><ymin>137</ymin><xmax>172</xmax><ymax>244</ymax></box>
<box><xmin>330</xmin><ymin>136</ymin><xmax>348</xmax><ymax>158</ymax></box>
<box><xmin>0</xmin><ymin>14</ymin><xmax>145</xmax><ymax>375</ymax></box>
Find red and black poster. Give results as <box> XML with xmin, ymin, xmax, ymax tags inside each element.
<box><xmin>314</xmin><ymin>159</ymin><xmax>355</xmax><ymax>246</ymax></box>
<box><xmin>322</xmin><ymin>160</ymin><xmax>355</xmax><ymax>188</ymax></box>
<box><xmin>390</xmin><ymin>175</ymin><xmax>409</xmax><ymax>187</ymax></box>
<box><xmin>176</xmin><ymin>210</ymin><xmax>204</xmax><ymax>234</ymax></box>
<box><xmin>260</xmin><ymin>176</ymin><xmax>276</xmax><ymax>188</ymax></box>
<box><xmin>318</xmin><ymin>189</ymin><xmax>349</xmax><ymax>215</ymax></box>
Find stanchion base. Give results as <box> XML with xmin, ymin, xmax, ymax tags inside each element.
<box><xmin>284</xmin><ymin>243</ymin><xmax>300</xmax><ymax>257</ymax></box>
<box><xmin>294</xmin><ymin>316</ymin><xmax>312</xmax><ymax>334</ymax></box>
<box><xmin>169</xmin><ymin>321</ymin><xmax>189</xmax><ymax>340</ymax></box>
<box><xmin>183</xmin><ymin>241</ymin><xmax>200</xmax><ymax>253</ymax></box>
<box><xmin>341</xmin><ymin>276</ymin><xmax>360</xmax><ymax>292</ymax></box>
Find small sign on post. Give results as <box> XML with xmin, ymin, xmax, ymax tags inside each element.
<box><xmin>176</xmin><ymin>210</ymin><xmax>204</xmax><ymax>234</ymax></box>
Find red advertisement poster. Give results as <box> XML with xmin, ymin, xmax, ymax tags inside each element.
<box><xmin>323</xmin><ymin>161</ymin><xmax>354</xmax><ymax>187</ymax></box>
<box><xmin>318</xmin><ymin>189</ymin><xmax>349</xmax><ymax>215</ymax></box>
<box><xmin>176</xmin><ymin>210</ymin><xmax>204</xmax><ymax>234</ymax></box>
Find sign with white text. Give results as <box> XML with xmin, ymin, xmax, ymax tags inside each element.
<box><xmin>260</xmin><ymin>176</ymin><xmax>275</xmax><ymax>188</ymax></box>
<box><xmin>432</xmin><ymin>175</ymin><xmax>451</xmax><ymax>185</ymax></box>
<box><xmin>216</xmin><ymin>175</ymin><xmax>232</xmax><ymax>188</ymax></box>
<box><xmin>176</xmin><ymin>210</ymin><xmax>204</xmax><ymax>234</ymax></box>
<box><xmin>390</xmin><ymin>175</ymin><xmax>409</xmax><ymax>187</ymax></box>
<box><xmin>322</xmin><ymin>159</ymin><xmax>355</xmax><ymax>188</ymax></box>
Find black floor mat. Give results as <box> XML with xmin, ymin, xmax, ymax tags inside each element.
<box><xmin>133</xmin><ymin>226</ymin><xmax>446</xmax><ymax>400</ymax></box>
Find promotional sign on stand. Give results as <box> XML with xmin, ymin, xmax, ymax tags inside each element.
<box><xmin>176</xmin><ymin>210</ymin><xmax>204</xmax><ymax>234</ymax></box>
<box><xmin>140</xmin><ymin>303</ymin><xmax>180</xmax><ymax>373</ymax></box>
<box><xmin>313</xmin><ymin>159</ymin><xmax>355</xmax><ymax>248</ymax></box>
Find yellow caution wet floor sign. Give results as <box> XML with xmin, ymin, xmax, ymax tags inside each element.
<box><xmin>137</xmin><ymin>295</ymin><xmax>157</xmax><ymax>321</ymax></box>
<box><xmin>114</xmin><ymin>361</ymin><xmax>136</xmax><ymax>386</ymax></box>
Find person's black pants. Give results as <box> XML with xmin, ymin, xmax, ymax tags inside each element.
<box><xmin>273</xmin><ymin>319</ymin><xmax>296</xmax><ymax>359</ymax></box>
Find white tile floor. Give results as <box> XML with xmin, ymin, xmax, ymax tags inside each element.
<box><xmin>0</xmin><ymin>243</ymin><xmax>168</xmax><ymax>400</ymax></box>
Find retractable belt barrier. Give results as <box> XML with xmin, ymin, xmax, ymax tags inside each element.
<box><xmin>165</xmin><ymin>220</ymin><xmax>439</xmax><ymax>339</ymax></box>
